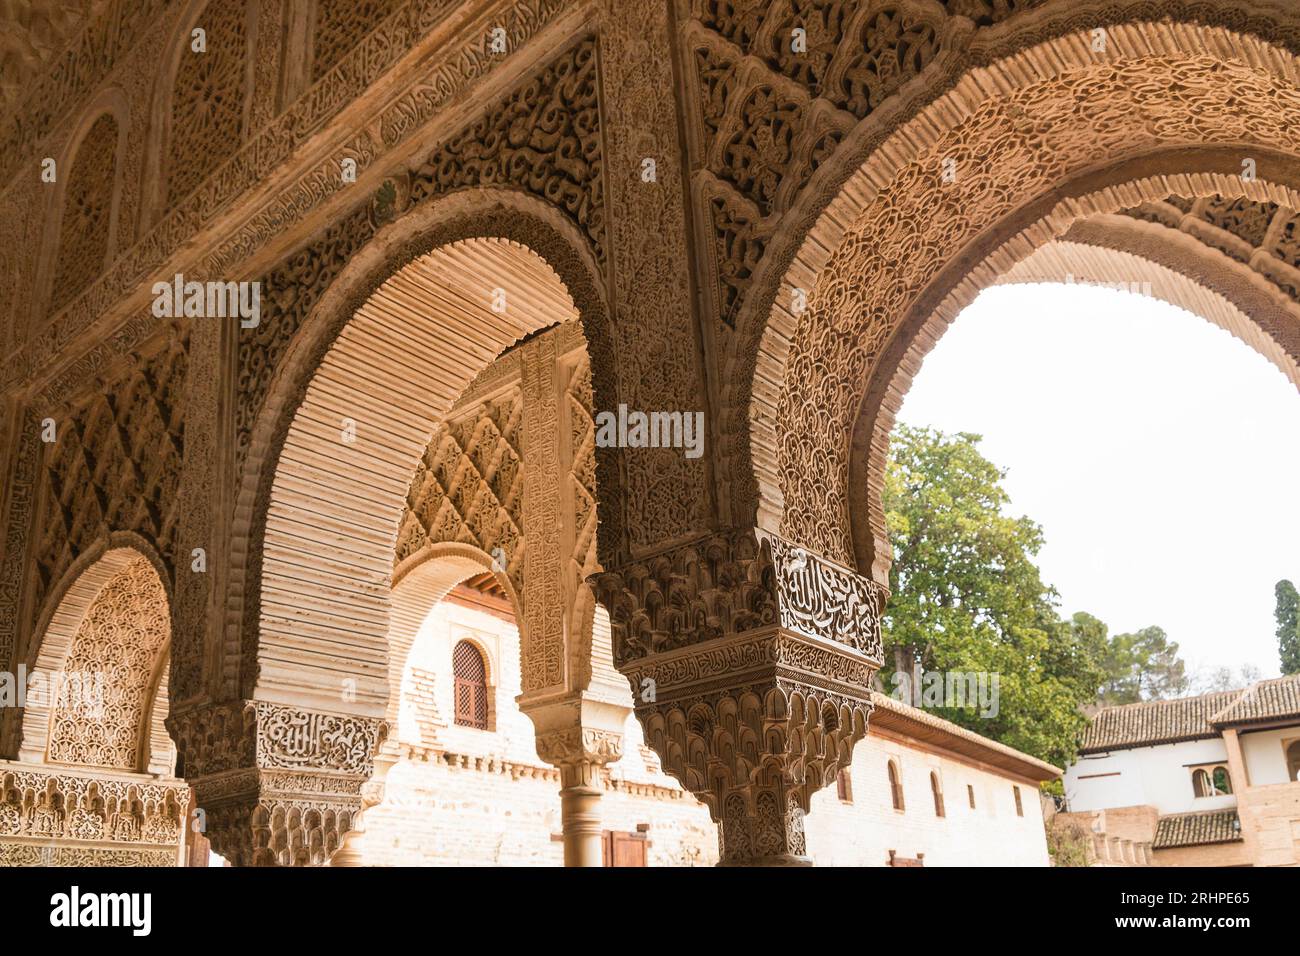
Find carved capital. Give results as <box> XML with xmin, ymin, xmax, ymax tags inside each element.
<box><xmin>167</xmin><ymin>701</ymin><xmax>386</xmax><ymax>866</ymax></box>
<box><xmin>591</xmin><ymin>528</ymin><xmax>887</xmax><ymax>666</ymax></box>
<box><xmin>592</xmin><ymin>528</ymin><xmax>883</xmax><ymax>864</ymax></box>
<box><xmin>521</xmin><ymin>693</ymin><xmax>628</xmax><ymax>792</ymax></box>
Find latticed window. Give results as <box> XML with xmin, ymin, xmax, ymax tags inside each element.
<box><xmin>453</xmin><ymin>640</ymin><xmax>489</xmax><ymax>730</ymax></box>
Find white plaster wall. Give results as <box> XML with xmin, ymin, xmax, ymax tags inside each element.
<box><xmin>1064</xmin><ymin>738</ymin><xmax>1234</xmax><ymax>814</ymax></box>
<box><xmin>1240</xmin><ymin>727</ymin><xmax>1300</xmax><ymax>786</ymax></box>
<box><xmin>806</xmin><ymin>738</ymin><xmax>1051</xmax><ymax>866</ymax></box>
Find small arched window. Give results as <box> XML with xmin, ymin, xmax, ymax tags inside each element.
<box><xmin>452</xmin><ymin>640</ymin><xmax>489</xmax><ymax>730</ymax></box>
<box><xmin>930</xmin><ymin>772</ymin><xmax>945</xmax><ymax>817</ymax></box>
<box><xmin>1192</xmin><ymin>765</ymin><xmax>1232</xmax><ymax>797</ymax></box>
<box><xmin>1287</xmin><ymin>741</ymin><xmax>1300</xmax><ymax>782</ymax></box>
<box><xmin>1212</xmin><ymin>766</ymin><xmax>1233</xmax><ymax>795</ymax></box>
<box><xmin>1192</xmin><ymin>768</ymin><xmax>1212</xmax><ymax>797</ymax></box>
<box><xmin>888</xmin><ymin>760</ymin><xmax>905</xmax><ymax>811</ymax></box>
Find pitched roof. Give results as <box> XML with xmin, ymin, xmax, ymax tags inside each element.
<box><xmin>1209</xmin><ymin>674</ymin><xmax>1300</xmax><ymax>728</ymax></box>
<box><xmin>1153</xmin><ymin>809</ymin><xmax>1242</xmax><ymax>850</ymax></box>
<box><xmin>868</xmin><ymin>692</ymin><xmax>1061</xmax><ymax>782</ymax></box>
<box><xmin>1079</xmin><ymin>691</ymin><xmax>1242</xmax><ymax>754</ymax></box>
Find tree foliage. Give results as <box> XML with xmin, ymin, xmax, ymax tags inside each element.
<box><xmin>880</xmin><ymin>425</ymin><xmax>1187</xmax><ymax>769</ymax></box>
<box><xmin>1277</xmin><ymin>580</ymin><xmax>1300</xmax><ymax>675</ymax></box>
<box><xmin>882</xmin><ymin>425</ymin><xmax>1096</xmax><ymax>768</ymax></box>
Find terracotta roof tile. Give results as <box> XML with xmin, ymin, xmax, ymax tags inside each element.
<box><xmin>1210</xmin><ymin>674</ymin><xmax>1300</xmax><ymax>727</ymax></box>
<box><xmin>1079</xmin><ymin>691</ymin><xmax>1242</xmax><ymax>753</ymax></box>
<box><xmin>1153</xmin><ymin>809</ymin><xmax>1242</xmax><ymax>849</ymax></box>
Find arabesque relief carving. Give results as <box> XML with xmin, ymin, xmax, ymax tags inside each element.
<box><xmin>47</xmin><ymin>557</ymin><xmax>170</xmax><ymax>771</ymax></box>
<box><xmin>5</xmin><ymin>0</ymin><xmax>1300</xmax><ymax>870</ymax></box>
<box><xmin>0</xmin><ymin>766</ymin><xmax>187</xmax><ymax>861</ymax></box>
<box><xmin>239</xmin><ymin>35</ymin><xmax>602</xmax><ymax>471</ymax></box>
<box><xmin>167</xmin><ymin>701</ymin><xmax>386</xmax><ymax>866</ymax></box>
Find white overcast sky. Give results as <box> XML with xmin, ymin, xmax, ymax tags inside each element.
<box><xmin>895</xmin><ymin>283</ymin><xmax>1300</xmax><ymax>682</ymax></box>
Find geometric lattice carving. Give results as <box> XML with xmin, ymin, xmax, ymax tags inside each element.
<box><xmin>47</xmin><ymin>557</ymin><xmax>170</xmax><ymax>771</ymax></box>
<box><xmin>407</xmin><ymin>37</ymin><xmax>604</xmax><ymax>265</ymax></box>
<box><xmin>689</xmin><ymin>1</ymin><xmax>953</xmax><ymax>325</ymax></box>
<box><xmin>31</xmin><ymin>341</ymin><xmax>186</xmax><ymax>621</ymax></box>
<box><xmin>395</xmin><ymin>389</ymin><xmax>525</xmax><ymax>592</ymax></box>
<box><xmin>49</xmin><ymin>112</ymin><xmax>117</xmax><ymax>315</ymax></box>
<box><xmin>167</xmin><ymin>0</ymin><xmax>248</xmax><ymax>206</ymax></box>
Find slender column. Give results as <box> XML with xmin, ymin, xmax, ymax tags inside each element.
<box><xmin>594</xmin><ymin>528</ymin><xmax>887</xmax><ymax>865</ymax></box>
<box><xmin>524</xmin><ymin>694</ymin><xmax>628</xmax><ymax>867</ymax></box>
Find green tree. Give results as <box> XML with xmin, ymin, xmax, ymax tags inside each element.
<box><xmin>1277</xmin><ymin>580</ymin><xmax>1300</xmax><ymax>675</ymax></box>
<box><xmin>881</xmin><ymin>425</ymin><xmax>1105</xmax><ymax>768</ymax></box>
<box><xmin>1099</xmin><ymin>626</ymin><xmax>1189</xmax><ymax>703</ymax></box>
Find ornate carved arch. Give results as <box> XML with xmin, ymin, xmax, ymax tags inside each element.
<box><xmin>743</xmin><ymin>22</ymin><xmax>1300</xmax><ymax>575</ymax></box>
<box><xmin>716</xmin><ymin>5</ymin><xmax>1300</xmax><ymax>534</ymax></box>
<box><xmin>221</xmin><ymin>188</ymin><xmax>616</xmax><ymax>725</ymax></box>
<box><xmin>141</xmin><ymin>0</ymin><xmax>255</xmax><ymax>227</ymax></box>
<box><xmin>846</xmin><ymin>207</ymin><xmax>1300</xmax><ymax>583</ymax></box>
<box><xmin>18</xmin><ymin>538</ymin><xmax>173</xmax><ymax>775</ymax></box>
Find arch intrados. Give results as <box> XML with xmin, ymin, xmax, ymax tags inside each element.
<box><xmin>846</xmin><ymin>161</ymin><xmax>1300</xmax><ymax>577</ymax></box>
<box><xmin>742</xmin><ymin>20</ymin><xmax>1300</xmax><ymax>554</ymax></box>
<box><xmin>244</xmin><ymin>190</ymin><xmax>607</xmax><ymax>716</ymax></box>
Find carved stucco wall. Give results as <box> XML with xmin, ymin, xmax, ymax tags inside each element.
<box><xmin>4</xmin><ymin>0</ymin><xmax>1300</xmax><ymax>864</ymax></box>
<box><xmin>164</xmin><ymin>0</ymin><xmax>252</xmax><ymax>208</ymax></box>
<box><xmin>47</xmin><ymin>111</ymin><xmax>119</xmax><ymax>315</ymax></box>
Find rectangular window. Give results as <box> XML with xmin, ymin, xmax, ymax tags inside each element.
<box><xmin>967</xmin><ymin>784</ymin><xmax>975</xmax><ymax>809</ymax></box>
<box><xmin>836</xmin><ymin>768</ymin><xmax>853</xmax><ymax>803</ymax></box>
<box><xmin>1013</xmin><ymin>785</ymin><xmax>1024</xmax><ymax>817</ymax></box>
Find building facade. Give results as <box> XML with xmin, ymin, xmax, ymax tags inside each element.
<box><xmin>1060</xmin><ymin>675</ymin><xmax>1300</xmax><ymax>866</ymax></box>
<box><xmin>1</xmin><ymin>0</ymin><xmax>1300</xmax><ymax>866</ymax></box>
<box><xmin>335</xmin><ymin>573</ymin><xmax>1057</xmax><ymax>866</ymax></box>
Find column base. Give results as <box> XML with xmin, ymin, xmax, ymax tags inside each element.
<box><xmin>717</xmin><ymin>854</ymin><xmax>814</xmax><ymax>867</ymax></box>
